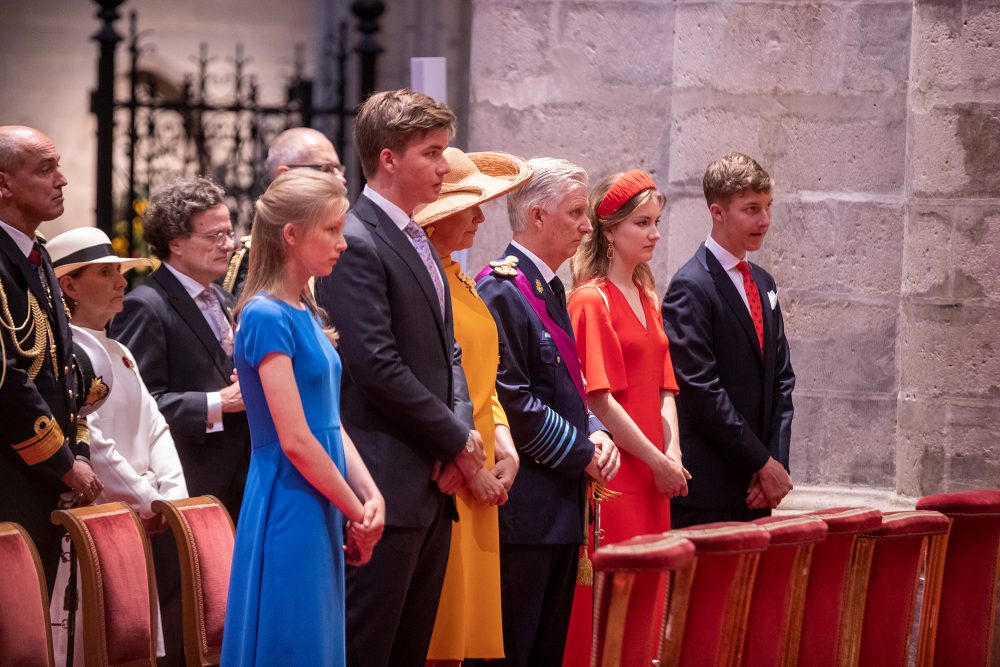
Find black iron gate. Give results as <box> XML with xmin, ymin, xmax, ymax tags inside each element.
<box><xmin>89</xmin><ymin>0</ymin><xmax>385</xmax><ymax>262</ymax></box>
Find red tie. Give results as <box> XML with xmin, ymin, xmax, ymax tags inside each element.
<box><xmin>27</xmin><ymin>243</ymin><xmax>42</xmax><ymax>266</ymax></box>
<box><xmin>736</xmin><ymin>261</ymin><xmax>764</xmax><ymax>351</ymax></box>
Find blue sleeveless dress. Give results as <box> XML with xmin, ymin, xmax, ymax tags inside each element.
<box><xmin>222</xmin><ymin>295</ymin><xmax>346</xmax><ymax>666</ymax></box>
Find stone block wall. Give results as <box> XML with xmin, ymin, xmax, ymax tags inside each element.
<box><xmin>466</xmin><ymin>0</ymin><xmax>1000</xmax><ymax>503</ymax></box>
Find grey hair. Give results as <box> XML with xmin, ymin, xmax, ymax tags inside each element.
<box><xmin>265</xmin><ymin>128</ymin><xmax>332</xmax><ymax>180</ymax></box>
<box><xmin>507</xmin><ymin>157</ymin><xmax>589</xmax><ymax>233</ymax></box>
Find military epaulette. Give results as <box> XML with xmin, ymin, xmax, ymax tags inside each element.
<box><xmin>223</xmin><ymin>236</ymin><xmax>252</xmax><ymax>294</ymax></box>
<box><xmin>489</xmin><ymin>255</ymin><xmax>519</xmax><ymax>278</ymax></box>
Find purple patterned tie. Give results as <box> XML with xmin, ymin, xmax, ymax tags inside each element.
<box><xmin>403</xmin><ymin>219</ymin><xmax>445</xmax><ymax>317</ymax></box>
<box><xmin>197</xmin><ymin>289</ymin><xmax>234</xmax><ymax>357</ymax></box>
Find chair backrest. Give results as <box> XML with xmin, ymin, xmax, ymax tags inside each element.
<box><xmin>742</xmin><ymin>516</ymin><xmax>829</xmax><ymax>667</ymax></box>
<box><xmin>798</xmin><ymin>507</ymin><xmax>883</xmax><ymax>667</ymax></box>
<box><xmin>152</xmin><ymin>495</ymin><xmax>235</xmax><ymax>667</ymax></box>
<box><xmin>589</xmin><ymin>533</ymin><xmax>696</xmax><ymax>667</ymax></box>
<box><xmin>664</xmin><ymin>522</ymin><xmax>770</xmax><ymax>667</ymax></box>
<box><xmin>0</xmin><ymin>522</ymin><xmax>54</xmax><ymax>667</ymax></box>
<box><xmin>51</xmin><ymin>502</ymin><xmax>157</xmax><ymax>667</ymax></box>
<box><xmin>916</xmin><ymin>489</ymin><xmax>1000</xmax><ymax>667</ymax></box>
<box><xmin>856</xmin><ymin>510</ymin><xmax>951</xmax><ymax>667</ymax></box>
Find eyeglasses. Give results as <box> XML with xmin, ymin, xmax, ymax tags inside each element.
<box><xmin>287</xmin><ymin>163</ymin><xmax>345</xmax><ymax>177</ymax></box>
<box><xmin>190</xmin><ymin>230</ymin><xmax>239</xmax><ymax>247</ymax></box>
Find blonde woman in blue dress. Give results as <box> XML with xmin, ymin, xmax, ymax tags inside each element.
<box><xmin>221</xmin><ymin>170</ymin><xmax>384</xmax><ymax>666</ymax></box>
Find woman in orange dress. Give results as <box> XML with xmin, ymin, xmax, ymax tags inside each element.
<box><xmin>562</xmin><ymin>170</ymin><xmax>690</xmax><ymax>665</ymax></box>
<box><xmin>414</xmin><ymin>147</ymin><xmax>532</xmax><ymax>666</ymax></box>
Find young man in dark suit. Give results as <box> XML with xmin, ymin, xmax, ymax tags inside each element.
<box><xmin>0</xmin><ymin>125</ymin><xmax>102</xmax><ymax>588</ymax></box>
<box><xmin>662</xmin><ymin>152</ymin><xmax>795</xmax><ymax>528</ymax></box>
<box><xmin>473</xmin><ymin>157</ymin><xmax>621</xmax><ymax>666</ymax></box>
<box><xmin>110</xmin><ymin>176</ymin><xmax>249</xmax><ymax>665</ymax></box>
<box><xmin>314</xmin><ymin>88</ymin><xmax>486</xmax><ymax>667</ymax></box>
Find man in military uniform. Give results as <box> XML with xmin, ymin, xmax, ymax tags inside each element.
<box><xmin>0</xmin><ymin>125</ymin><xmax>102</xmax><ymax>588</ymax></box>
<box><xmin>472</xmin><ymin>157</ymin><xmax>620</xmax><ymax>666</ymax></box>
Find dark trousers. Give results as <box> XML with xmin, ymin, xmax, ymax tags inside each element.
<box><xmin>151</xmin><ymin>530</ymin><xmax>183</xmax><ymax>667</ymax></box>
<box><xmin>468</xmin><ymin>543</ymin><xmax>579</xmax><ymax>667</ymax></box>
<box><xmin>670</xmin><ymin>501</ymin><xmax>771</xmax><ymax>529</ymax></box>
<box><xmin>345</xmin><ymin>498</ymin><xmax>452</xmax><ymax>667</ymax></box>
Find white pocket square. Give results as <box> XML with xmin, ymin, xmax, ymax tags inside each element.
<box><xmin>768</xmin><ymin>290</ymin><xmax>778</xmax><ymax>309</ymax></box>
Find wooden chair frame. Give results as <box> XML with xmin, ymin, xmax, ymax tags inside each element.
<box><xmin>152</xmin><ymin>495</ymin><xmax>235</xmax><ymax>667</ymax></box>
<box><xmin>0</xmin><ymin>521</ymin><xmax>55</xmax><ymax>667</ymax></box>
<box><xmin>51</xmin><ymin>502</ymin><xmax>157</xmax><ymax>667</ymax></box>
<box><xmin>854</xmin><ymin>511</ymin><xmax>950</xmax><ymax>667</ymax></box>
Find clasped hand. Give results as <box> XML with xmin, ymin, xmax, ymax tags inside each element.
<box><xmin>345</xmin><ymin>496</ymin><xmax>385</xmax><ymax>566</ymax></box>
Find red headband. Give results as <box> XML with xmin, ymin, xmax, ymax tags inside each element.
<box><xmin>596</xmin><ymin>169</ymin><xmax>658</xmax><ymax>217</ymax></box>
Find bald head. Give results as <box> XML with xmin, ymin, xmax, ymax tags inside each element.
<box><xmin>266</xmin><ymin>128</ymin><xmax>345</xmax><ymax>185</ymax></box>
<box><xmin>0</xmin><ymin>126</ymin><xmax>67</xmax><ymax>233</ymax></box>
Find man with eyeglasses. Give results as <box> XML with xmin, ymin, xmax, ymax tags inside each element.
<box><xmin>110</xmin><ymin>176</ymin><xmax>250</xmax><ymax>667</ymax></box>
<box><xmin>225</xmin><ymin>127</ymin><xmax>347</xmax><ymax>296</ymax></box>
<box><xmin>266</xmin><ymin>126</ymin><xmax>347</xmax><ymax>186</ymax></box>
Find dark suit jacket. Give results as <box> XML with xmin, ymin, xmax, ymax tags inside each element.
<box><xmin>314</xmin><ymin>194</ymin><xmax>471</xmax><ymax>528</ymax></box>
<box><xmin>110</xmin><ymin>267</ymin><xmax>248</xmax><ymax>519</ymax></box>
<box><xmin>662</xmin><ymin>244</ymin><xmax>795</xmax><ymax>510</ymax></box>
<box><xmin>0</xmin><ymin>230</ymin><xmax>78</xmax><ymax>580</ymax></box>
<box><xmin>477</xmin><ymin>244</ymin><xmax>599</xmax><ymax>545</ymax></box>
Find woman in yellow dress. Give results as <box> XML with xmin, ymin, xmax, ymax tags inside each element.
<box><xmin>414</xmin><ymin>147</ymin><xmax>533</xmax><ymax>665</ymax></box>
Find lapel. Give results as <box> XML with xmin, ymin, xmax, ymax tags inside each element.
<box><xmin>506</xmin><ymin>244</ymin><xmax>573</xmax><ymax>336</ymax></box>
<box><xmin>0</xmin><ymin>229</ymin><xmax>53</xmax><ymax>319</ymax></box>
<box><xmin>38</xmin><ymin>244</ymin><xmax>73</xmax><ymax>359</ymax></box>
<box><xmin>353</xmin><ymin>194</ymin><xmax>448</xmax><ymax>342</ymax></box>
<box><xmin>149</xmin><ymin>268</ymin><xmax>231</xmax><ymax>379</ymax></box>
<box><xmin>701</xmin><ymin>245</ymin><xmax>763</xmax><ymax>363</ymax></box>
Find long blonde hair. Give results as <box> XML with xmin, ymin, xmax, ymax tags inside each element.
<box><xmin>234</xmin><ymin>170</ymin><xmax>348</xmax><ymax>340</ymax></box>
<box><xmin>571</xmin><ymin>172</ymin><xmax>665</xmax><ymax>302</ymax></box>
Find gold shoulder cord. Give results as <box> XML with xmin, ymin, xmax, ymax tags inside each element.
<box><xmin>0</xmin><ymin>278</ymin><xmax>58</xmax><ymax>389</ymax></box>
<box><xmin>223</xmin><ymin>235</ymin><xmax>252</xmax><ymax>293</ymax></box>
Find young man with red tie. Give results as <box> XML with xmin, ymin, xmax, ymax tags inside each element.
<box><xmin>662</xmin><ymin>152</ymin><xmax>795</xmax><ymax>528</ymax></box>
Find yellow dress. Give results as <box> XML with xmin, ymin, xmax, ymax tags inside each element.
<box><xmin>426</xmin><ymin>258</ymin><xmax>507</xmax><ymax>660</ymax></box>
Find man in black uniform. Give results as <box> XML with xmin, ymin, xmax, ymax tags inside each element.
<box><xmin>0</xmin><ymin>125</ymin><xmax>102</xmax><ymax>588</ymax></box>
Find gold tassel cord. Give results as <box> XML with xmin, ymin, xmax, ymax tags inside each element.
<box><xmin>0</xmin><ymin>280</ymin><xmax>56</xmax><ymax>386</ymax></box>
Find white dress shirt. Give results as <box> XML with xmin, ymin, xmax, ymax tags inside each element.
<box><xmin>511</xmin><ymin>240</ymin><xmax>557</xmax><ymax>283</ymax></box>
<box><xmin>162</xmin><ymin>262</ymin><xmax>226</xmax><ymax>432</ymax></box>
<box><xmin>705</xmin><ymin>234</ymin><xmax>753</xmax><ymax>313</ymax></box>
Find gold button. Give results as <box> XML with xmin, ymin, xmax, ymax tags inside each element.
<box><xmin>556</xmin><ymin>356</ymin><xmax>562</xmax><ymax>364</ymax></box>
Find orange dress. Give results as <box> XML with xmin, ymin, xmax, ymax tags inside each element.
<box><xmin>562</xmin><ymin>279</ymin><xmax>680</xmax><ymax>666</ymax></box>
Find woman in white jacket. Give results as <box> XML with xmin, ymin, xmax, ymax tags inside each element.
<box><xmin>47</xmin><ymin>226</ymin><xmax>188</xmax><ymax>664</ymax></box>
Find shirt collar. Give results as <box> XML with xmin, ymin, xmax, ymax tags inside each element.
<box><xmin>705</xmin><ymin>234</ymin><xmax>744</xmax><ymax>271</ymax></box>
<box><xmin>363</xmin><ymin>184</ymin><xmax>412</xmax><ymax>232</ymax></box>
<box><xmin>0</xmin><ymin>218</ymin><xmax>36</xmax><ymax>257</ymax></box>
<box><xmin>162</xmin><ymin>262</ymin><xmax>211</xmax><ymax>299</ymax></box>
<box><xmin>511</xmin><ymin>240</ymin><xmax>557</xmax><ymax>283</ymax></box>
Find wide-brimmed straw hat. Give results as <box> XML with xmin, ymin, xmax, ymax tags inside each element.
<box><xmin>48</xmin><ymin>227</ymin><xmax>153</xmax><ymax>278</ymax></box>
<box><xmin>413</xmin><ymin>147</ymin><xmax>533</xmax><ymax>227</ymax></box>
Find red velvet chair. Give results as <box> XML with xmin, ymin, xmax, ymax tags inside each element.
<box><xmin>741</xmin><ymin>516</ymin><xmax>829</xmax><ymax>667</ymax></box>
<box><xmin>663</xmin><ymin>522</ymin><xmax>770</xmax><ymax>667</ymax></box>
<box><xmin>589</xmin><ymin>533</ymin><xmax>696</xmax><ymax>667</ymax></box>
<box><xmin>152</xmin><ymin>496</ymin><xmax>235</xmax><ymax>667</ymax></box>
<box><xmin>798</xmin><ymin>507</ymin><xmax>883</xmax><ymax>667</ymax></box>
<box><xmin>51</xmin><ymin>502</ymin><xmax>157</xmax><ymax>666</ymax></box>
<box><xmin>915</xmin><ymin>490</ymin><xmax>1000</xmax><ymax>666</ymax></box>
<box><xmin>856</xmin><ymin>510</ymin><xmax>951</xmax><ymax>667</ymax></box>
<box><xmin>0</xmin><ymin>522</ymin><xmax>54</xmax><ymax>667</ymax></box>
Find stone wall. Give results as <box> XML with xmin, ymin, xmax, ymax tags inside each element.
<box><xmin>466</xmin><ymin>0</ymin><xmax>1000</xmax><ymax>504</ymax></box>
